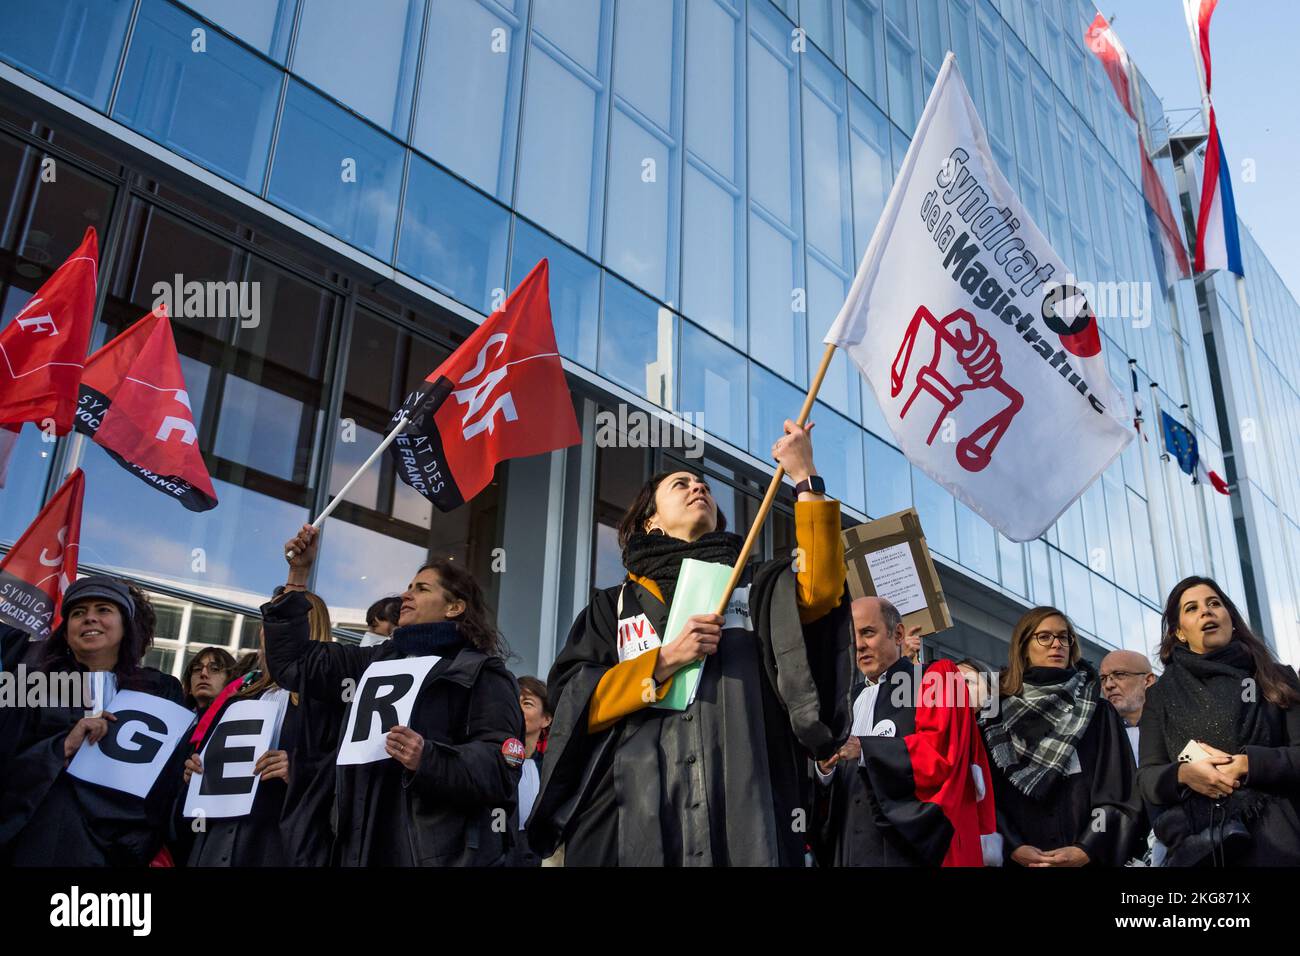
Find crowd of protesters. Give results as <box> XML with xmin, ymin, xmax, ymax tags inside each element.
<box><xmin>0</xmin><ymin>421</ymin><xmax>1297</xmax><ymax>868</ymax></box>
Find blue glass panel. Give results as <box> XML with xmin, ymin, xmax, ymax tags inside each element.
<box><xmin>956</xmin><ymin>500</ymin><xmax>998</xmax><ymax>580</ymax></box>
<box><xmin>848</xmin><ymin>88</ymin><xmax>892</xmax><ymax>261</ymax></box>
<box><xmin>113</xmin><ymin>0</ymin><xmax>280</xmax><ymax>191</ymax></box>
<box><xmin>181</xmin><ymin>0</ymin><xmax>296</xmax><ymax>60</ymax></box>
<box><xmin>748</xmin><ymin>361</ymin><xmax>803</xmax><ymax>460</ymax></box>
<box><xmin>599</xmin><ymin>273</ymin><xmax>676</xmax><ymax>404</ymax></box>
<box><xmin>884</xmin><ymin>3</ymin><xmax>921</xmax><ymax>132</ymax></box>
<box><xmin>509</xmin><ymin>219</ymin><xmax>599</xmax><ymax>368</ymax></box>
<box><xmin>292</xmin><ymin>0</ymin><xmax>422</xmax><ymax>135</ymax></box>
<box><xmin>999</xmin><ymin>532</ymin><xmax>1026</xmax><ymax>596</ymax></box>
<box><xmin>0</xmin><ymin>0</ymin><xmax>132</xmax><ymax>109</ymax></box>
<box><xmin>604</xmin><ymin>111</ymin><xmax>672</xmax><ymax>299</ymax></box>
<box><xmin>811</xmin><ymin>403</ymin><xmax>866</xmax><ymax>513</ymax></box>
<box><xmin>685</xmin><ymin>0</ymin><xmax>739</xmax><ymax>180</ymax></box>
<box><xmin>1062</xmin><ymin>555</ymin><xmax>1095</xmax><ymax>634</ymax></box>
<box><xmin>805</xmin><ymin>258</ymin><xmax>857</xmax><ymax>418</ymax></box>
<box><xmin>613</xmin><ymin>0</ymin><xmax>676</xmax><ymax>130</ymax></box>
<box><xmin>846</xmin><ymin>0</ymin><xmax>886</xmax><ymax>105</ymax></box>
<box><xmin>532</xmin><ymin>0</ymin><xmax>603</xmax><ymax>73</ymax></box>
<box><xmin>1028</xmin><ymin>537</ymin><xmax>1053</xmax><ymax>606</ymax></box>
<box><xmin>413</xmin><ymin>0</ymin><xmax>526</xmax><ymax>199</ymax></box>
<box><xmin>803</xmin><ymin>0</ymin><xmax>845</xmax><ymax>65</ymax></box>
<box><xmin>865</xmin><ymin>431</ymin><xmax>911</xmax><ymax>517</ymax></box>
<box><xmin>681</xmin><ymin>165</ymin><xmax>743</xmax><ymax>345</ymax></box>
<box><xmin>748</xmin><ymin>213</ymin><xmax>804</xmax><ymax>384</ymax></box>
<box><xmin>911</xmin><ymin>468</ymin><xmax>958</xmax><ymax>558</ymax></box>
<box><xmin>747</xmin><ymin>6</ymin><xmax>799</xmax><ymax>225</ymax></box>
<box><xmin>679</xmin><ymin>321</ymin><xmax>747</xmax><ymax>449</ymax></box>
<box><xmin>267</xmin><ymin>82</ymin><xmax>404</xmax><ymax>260</ymax></box>
<box><xmin>801</xmin><ymin>49</ymin><xmax>852</xmax><ymax>268</ymax></box>
<box><xmin>397</xmin><ymin>157</ymin><xmax>510</xmax><ymax>315</ymax></box>
<box><xmin>1092</xmin><ymin>574</ymin><xmax>1120</xmax><ymax>647</ymax></box>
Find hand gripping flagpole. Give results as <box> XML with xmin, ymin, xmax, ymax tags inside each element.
<box><xmin>285</xmin><ymin>414</ymin><xmax>410</xmax><ymax>559</ymax></box>
<box><xmin>713</xmin><ymin>343</ymin><xmax>838</xmax><ymax>617</ymax></box>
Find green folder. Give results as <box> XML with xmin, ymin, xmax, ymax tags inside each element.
<box><xmin>653</xmin><ymin>558</ymin><xmax>734</xmax><ymax>712</ymax></box>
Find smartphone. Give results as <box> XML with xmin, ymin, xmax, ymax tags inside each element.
<box><xmin>1178</xmin><ymin>740</ymin><xmax>1212</xmax><ymax>763</ymax></box>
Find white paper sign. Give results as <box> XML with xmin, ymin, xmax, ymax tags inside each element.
<box><xmin>864</xmin><ymin>542</ymin><xmax>929</xmax><ymax>616</ymax></box>
<box><xmin>183</xmin><ymin>698</ymin><xmax>284</xmax><ymax>819</ymax></box>
<box><xmin>337</xmin><ymin>655</ymin><xmax>441</xmax><ymax>766</ymax></box>
<box><xmin>825</xmin><ymin>54</ymin><xmax>1131</xmax><ymax>540</ymax></box>
<box><xmin>66</xmin><ymin>690</ymin><xmax>194</xmax><ymax>798</ymax></box>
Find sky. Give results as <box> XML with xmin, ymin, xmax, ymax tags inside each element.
<box><xmin>1104</xmin><ymin>0</ymin><xmax>1300</xmax><ymax>302</ymax></box>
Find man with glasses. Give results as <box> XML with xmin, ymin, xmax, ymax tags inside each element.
<box><xmin>1099</xmin><ymin>650</ymin><xmax>1155</xmax><ymax>761</ymax></box>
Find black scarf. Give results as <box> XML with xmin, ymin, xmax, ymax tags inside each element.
<box><xmin>621</xmin><ymin>530</ymin><xmax>743</xmax><ymax>607</ymax></box>
<box><xmin>391</xmin><ymin>621</ymin><xmax>467</xmax><ymax>658</ymax></box>
<box><xmin>1154</xmin><ymin>640</ymin><xmax>1275</xmax><ymax>865</ymax></box>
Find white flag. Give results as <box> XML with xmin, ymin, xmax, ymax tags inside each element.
<box><xmin>826</xmin><ymin>53</ymin><xmax>1131</xmax><ymax>541</ymax></box>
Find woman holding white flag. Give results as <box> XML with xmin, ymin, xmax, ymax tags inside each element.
<box><xmin>527</xmin><ymin>421</ymin><xmax>852</xmax><ymax>866</ymax></box>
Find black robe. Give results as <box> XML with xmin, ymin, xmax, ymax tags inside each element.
<box><xmin>0</xmin><ymin>666</ymin><xmax>188</xmax><ymax>867</ymax></box>
<box><xmin>815</xmin><ymin>658</ymin><xmax>929</xmax><ymax>866</ymax></box>
<box><xmin>262</xmin><ymin>592</ymin><xmax>524</xmax><ymax>867</ymax></box>
<box><xmin>984</xmin><ymin>695</ymin><xmax>1139</xmax><ymax>866</ymax></box>
<box><xmin>528</xmin><ymin>558</ymin><xmax>851</xmax><ymax>866</ymax></box>
<box><xmin>186</xmin><ymin>682</ymin><xmax>343</xmax><ymax>867</ymax></box>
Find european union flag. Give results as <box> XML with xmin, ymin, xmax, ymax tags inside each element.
<box><xmin>1159</xmin><ymin>410</ymin><xmax>1198</xmax><ymax>477</ymax></box>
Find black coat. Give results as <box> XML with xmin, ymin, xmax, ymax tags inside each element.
<box><xmin>186</xmin><ymin>681</ymin><xmax>343</xmax><ymax>867</ymax></box>
<box><xmin>262</xmin><ymin>592</ymin><xmax>524</xmax><ymax>867</ymax></box>
<box><xmin>1137</xmin><ymin>670</ymin><xmax>1300</xmax><ymax>866</ymax></box>
<box><xmin>0</xmin><ymin>664</ymin><xmax>187</xmax><ymax>866</ymax></box>
<box><xmin>984</xmin><ymin>697</ymin><xmax>1139</xmax><ymax>866</ymax></box>
<box><xmin>528</xmin><ymin>559</ymin><xmax>850</xmax><ymax>867</ymax></box>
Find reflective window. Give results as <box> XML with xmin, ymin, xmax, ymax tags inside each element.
<box><xmin>999</xmin><ymin>533</ymin><xmax>1026</xmax><ymax>596</ymax></box>
<box><xmin>682</xmin><ymin>0</ymin><xmax>744</xmax><ymax>345</ymax></box>
<box><xmin>397</xmin><ymin>157</ymin><xmax>510</xmax><ymax>316</ymax></box>
<box><xmin>1092</xmin><ymin>574</ymin><xmax>1120</xmax><ymax>647</ymax></box>
<box><xmin>600</xmin><ymin>274</ymin><xmax>677</xmax><ymax>405</ymax></box>
<box><xmin>884</xmin><ymin>0</ymin><xmax>922</xmax><ymax>132</ymax></box>
<box><xmin>1028</xmin><ymin>537</ymin><xmax>1053</xmax><ymax>606</ymax></box>
<box><xmin>413</xmin><ymin>0</ymin><xmax>527</xmax><ymax>200</ymax></box>
<box><xmin>846</xmin><ymin>0</ymin><xmax>886</xmax><ymax>106</ymax></box>
<box><xmin>848</xmin><ymin>88</ymin><xmax>892</xmax><ymax>262</ymax></box>
<box><xmin>0</xmin><ymin>0</ymin><xmax>132</xmax><ymax>109</ymax></box>
<box><xmin>811</xmin><ymin>404</ymin><xmax>866</xmax><ymax>513</ymax></box>
<box><xmin>292</xmin><ymin>0</ymin><xmax>423</xmax><ymax>136</ymax></box>
<box><xmin>865</xmin><ymin>432</ymin><xmax>911</xmax><ymax>517</ymax></box>
<box><xmin>956</xmin><ymin>501</ymin><xmax>998</xmax><ymax>580</ymax></box>
<box><xmin>748</xmin><ymin>362</ymin><xmax>803</xmax><ymax>461</ymax></box>
<box><xmin>268</xmin><ymin>82</ymin><xmax>405</xmax><ymax>260</ymax></box>
<box><xmin>803</xmin><ymin>0</ymin><xmax>845</xmax><ymax>65</ymax></box>
<box><xmin>748</xmin><ymin>214</ymin><xmax>805</xmax><ymax>384</ymax></box>
<box><xmin>806</xmin><ymin>259</ymin><xmax>857</xmax><ymax>420</ymax></box>
<box><xmin>917</xmin><ymin>0</ymin><xmax>947</xmax><ymax>88</ymax></box>
<box><xmin>605</xmin><ymin>109</ymin><xmax>674</xmax><ymax>299</ymax></box>
<box><xmin>911</xmin><ymin>468</ymin><xmax>958</xmax><ymax>558</ymax></box>
<box><xmin>515</xmin><ymin>2</ymin><xmax>609</xmax><ymax>254</ymax></box>
<box><xmin>181</xmin><ymin>0</ymin><xmax>296</xmax><ymax>60</ymax></box>
<box><xmin>114</xmin><ymin>0</ymin><xmax>280</xmax><ymax>191</ymax></box>
<box><xmin>679</xmin><ymin>321</ymin><xmax>748</xmax><ymax>450</ymax></box>
<box><xmin>509</xmin><ymin>219</ymin><xmax>599</xmax><ymax>369</ymax></box>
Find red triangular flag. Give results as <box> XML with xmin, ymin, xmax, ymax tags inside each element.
<box><xmin>76</xmin><ymin>307</ymin><xmax>217</xmax><ymax>512</ymax></box>
<box><xmin>0</xmin><ymin>227</ymin><xmax>98</xmax><ymax>433</ymax></box>
<box><xmin>0</xmin><ymin>468</ymin><xmax>84</xmax><ymax>638</ymax></box>
<box><xmin>389</xmin><ymin>259</ymin><xmax>580</xmax><ymax>509</ymax></box>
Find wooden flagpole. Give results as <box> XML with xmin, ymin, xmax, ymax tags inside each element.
<box><xmin>713</xmin><ymin>342</ymin><xmax>838</xmax><ymax>616</ymax></box>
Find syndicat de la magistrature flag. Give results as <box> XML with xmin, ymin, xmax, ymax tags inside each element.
<box><xmin>0</xmin><ymin>468</ymin><xmax>84</xmax><ymax>639</ymax></box>
<box><xmin>388</xmin><ymin>259</ymin><xmax>581</xmax><ymax>510</ymax></box>
<box><xmin>825</xmin><ymin>53</ymin><xmax>1132</xmax><ymax>541</ymax></box>
<box><xmin>76</xmin><ymin>307</ymin><xmax>218</xmax><ymax>512</ymax></box>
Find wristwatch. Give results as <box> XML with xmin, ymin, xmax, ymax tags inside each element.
<box><xmin>792</xmin><ymin>475</ymin><xmax>826</xmax><ymax>497</ymax></box>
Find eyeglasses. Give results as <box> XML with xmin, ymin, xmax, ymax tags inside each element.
<box><xmin>1030</xmin><ymin>630</ymin><xmax>1073</xmax><ymax>648</ymax></box>
<box><xmin>1100</xmin><ymin>670</ymin><xmax>1149</xmax><ymax>683</ymax></box>
<box><xmin>194</xmin><ymin>661</ymin><xmax>230</xmax><ymax>675</ymax></box>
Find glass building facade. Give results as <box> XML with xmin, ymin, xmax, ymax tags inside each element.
<box><xmin>0</xmin><ymin>0</ymin><xmax>1294</xmax><ymax>681</ymax></box>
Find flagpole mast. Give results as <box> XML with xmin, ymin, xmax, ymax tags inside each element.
<box><xmin>1182</xmin><ymin>400</ymin><xmax>1217</xmax><ymax>567</ymax></box>
<box><xmin>713</xmin><ymin>343</ymin><xmax>837</xmax><ymax>616</ymax></box>
<box><xmin>285</xmin><ymin>414</ymin><xmax>409</xmax><ymax>559</ymax></box>
<box><xmin>1183</xmin><ymin>0</ymin><xmax>1300</xmax><ymax>626</ymax></box>
<box><xmin>1130</xmin><ymin>361</ymin><xmax>1172</xmax><ymax>595</ymax></box>
<box><xmin>1149</xmin><ymin>383</ymin><xmax>1191</xmax><ymax>581</ymax></box>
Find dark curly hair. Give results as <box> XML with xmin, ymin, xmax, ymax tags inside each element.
<box><xmin>418</xmin><ymin>558</ymin><xmax>506</xmax><ymax>659</ymax></box>
<box><xmin>41</xmin><ymin>580</ymin><xmax>151</xmax><ymax>685</ymax></box>
<box><xmin>616</xmin><ymin>469</ymin><xmax>727</xmax><ymax>549</ymax></box>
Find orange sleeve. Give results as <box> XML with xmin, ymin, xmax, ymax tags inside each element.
<box><xmin>587</xmin><ymin>649</ymin><xmax>674</xmax><ymax>733</ymax></box>
<box><xmin>795</xmin><ymin>497</ymin><xmax>846</xmax><ymax>623</ymax></box>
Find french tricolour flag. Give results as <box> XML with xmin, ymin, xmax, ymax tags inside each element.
<box><xmin>1185</xmin><ymin>0</ymin><xmax>1244</xmax><ymax>276</ymax></box>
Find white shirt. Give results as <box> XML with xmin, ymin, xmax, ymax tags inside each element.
<box><xmin>517</xmin><ymin>758</ymin><xmax>540</xmax><ymax>828</ymax></box>
<box><xmin>359</xmin><ymin>631</ymin><xmax>390</xmax><ymax>647</ymax></box>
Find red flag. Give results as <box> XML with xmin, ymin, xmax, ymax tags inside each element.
<box><xmin>0</xmin><ymin>227</ymin><xmax>98</xmax><ymax>433</ymax></box>
<box><xmin>0</xmin><ymin>468</ymin><xmax>84</xmax><ymax>638</ymax></box>
<box><xmin>389</xmin><ymin>259</ymin><xmax>580</xmax><ymax>509</ymax></box>
<box><xmin>1084</xmin><ymin>13</ymin><xmax>1135</xmax><ymax>120</ymax></box>
<box><xmin>76</xmin><ymin>307</ymin><xmax>218</xmax><ymax>511</ymax></box>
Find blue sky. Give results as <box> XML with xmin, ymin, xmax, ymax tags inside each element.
<box><xmin>1105</xmin><ymin>0</ymin><xmax>1300</xmax><ymax>302</ymax></box>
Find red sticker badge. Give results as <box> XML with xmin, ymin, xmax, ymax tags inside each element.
<box><xmin>501</xmin><ymin>737</ymin><xmax>526</xmax><ymax>768</ymax></box>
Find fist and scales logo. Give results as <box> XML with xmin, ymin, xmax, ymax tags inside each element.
<box><xmin>891</xmin><ymin>293</ymin><xmax>1099</xmax><ymax>473</ymax></box>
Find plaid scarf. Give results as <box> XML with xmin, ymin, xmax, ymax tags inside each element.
<box><xmin>980</xmin><ymin>661</ymin><xmax>1099</xmax><ymax>800</ymax></box>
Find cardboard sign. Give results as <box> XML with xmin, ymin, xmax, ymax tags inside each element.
<box><xmin>337</xmin><ymin>655</ymin><xmax>441</xmax><ymax>766</ymax></box>
<box><xmin>66</xmin><ymin>690</ymin><xmax>194</xmax><ymax>798</ymax></box>
<box><xmin>844</xmin><ymin>508</ymin><xmax>952</xmax><ymax>636</ymax></box>
<box><xmin>183</xmin><ymin>698</ymin><xmax>285</xmax><ymax>819</ymax></box>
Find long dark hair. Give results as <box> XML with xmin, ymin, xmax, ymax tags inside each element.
<box><xmin>616</xmin><ymin>469</ymin><xmax>728</xmax><ymax>549</ymax></box>
<box><xmin>419</xmin><ymin>558</ymin><xmax>505</xmax><ymax>658</ymax></box>
<box><xmin>999</xmin><ymin>606</ymin><xmax>1082</xmax><ymax>697</ymax></box>
<box><xmin>41</xmin><ymin>594</ymin><xmax>152</xmax><ymax>684</ymax></box>
<box><xmin>1161</xmin><ymin>576</ymin><xmax>1299</xmax><ymax>709</ymax></box>
<box><xmin>181</xmin><ymin>646</ymin><xmax>238</xmax><ymax>708</ymax></box>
